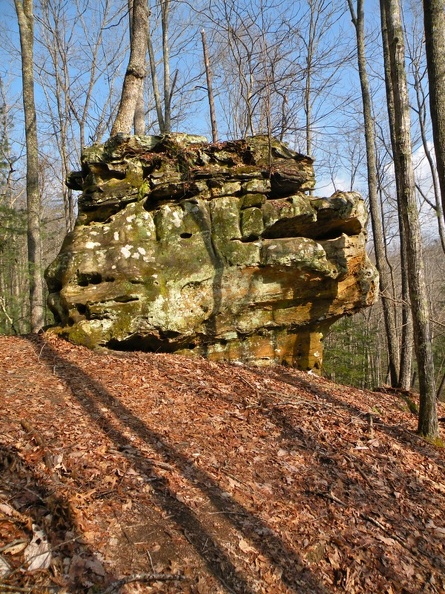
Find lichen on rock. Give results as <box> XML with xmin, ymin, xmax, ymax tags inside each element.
<box><xmin>46</xmin><ymin>133</ymin><xmax>378</xmax><ymax>371</ymax></box>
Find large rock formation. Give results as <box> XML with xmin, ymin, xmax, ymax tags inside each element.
<box><xmin>46</xmin><ymin>134</ymin><xmax>378</xmax><ymax>371</ymax></box>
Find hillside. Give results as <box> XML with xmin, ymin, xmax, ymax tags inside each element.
<box><xmin>1</xmin><ymin>333</ymin><xmax>445</xmax><ymax>594</ymax></box>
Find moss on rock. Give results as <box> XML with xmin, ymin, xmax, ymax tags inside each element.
<box><xmin>46</xmin><ymin>134</ymin><xmax>378</xmax><ymax>371</ymax></box>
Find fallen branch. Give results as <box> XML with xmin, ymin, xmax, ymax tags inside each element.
<box><xmin>360</xmin><ymin>513</ymin><xmax>407</xmax><ymax>548</ymax></box>
<box><xmin>101</xmin><ymin>572</ymin><xmax>185</xmax><ymax>594</ymax></box>
<box><xmin>316</xmin><ymin>491</ymin><xmax>347</xmax><ymax>507</ymax></box>
<box><xmin>351</xmin><ymin>461</ymin><xmax>374</xmax><ymax>489</ymax></box>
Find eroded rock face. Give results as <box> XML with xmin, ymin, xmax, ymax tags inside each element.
<box><xmin>46</xmin><ymin>134</ymin><xmax>378</xmax><ymax>371</ymax></box>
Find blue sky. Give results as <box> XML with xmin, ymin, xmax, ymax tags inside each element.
<box><xmin>0</xmin><ymin>0</ymin><xmax>437</xmax><ymax>216</ymax></box>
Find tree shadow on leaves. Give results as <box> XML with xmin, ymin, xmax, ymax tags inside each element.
<box><xmin>28</xmin><ymin>335</ymin><xmax>330</xmax><ymax>594</ymax></box>
<box><xmin>267</xmin><ymin>368</ymin><xmax>445</xmax><ymax>470</ymax></box>
<box><xmin>244</xmin><ymin>367</ymin><xmax>445</xmax><ymax>582</ymax></box>
<box><xmin>0</xmin><ymin>442</ymin><xmax>115</xmax><ymax>592</ymax></box>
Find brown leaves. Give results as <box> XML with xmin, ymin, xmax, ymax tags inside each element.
<box><xmin>1</xmin><ymin>333</ymin><xmax>445</xmax><ymax>593</ymax></box>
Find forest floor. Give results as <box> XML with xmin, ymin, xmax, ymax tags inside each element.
<box><xmin>1</xmin><ymin>333</ymin><xmax>445</xmax><ymax>594</ymax></box>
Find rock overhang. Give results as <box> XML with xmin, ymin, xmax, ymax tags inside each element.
<box><xmin>46</xmin><ymin>133</ymin><xmax>378</xmax><ymax>371</ymax></box>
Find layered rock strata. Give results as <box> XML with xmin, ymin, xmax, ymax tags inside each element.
<box><xmin>46</xmin><ymin>134</ymin><xmax>378</xmax><ymax>371</ymax></box>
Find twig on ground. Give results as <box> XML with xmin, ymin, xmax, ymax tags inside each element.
<box><xmin>101</xmin><ymin>572</ymin><xmax>185</xmax><ymax>594</ymax></box>
<box><xmin>19</xmin><ymin>419</ymin><xmax>53</xmax><ymax>470</ymax></box>
<box><xmin>0</xmin><ymin>539</ymin><xmax>27</xmax><ymax>554</ymax></box>
<box><xmin>0</xmin><ymin>584</ymin><xmax>32</xmax><ymax>592</ymax></box>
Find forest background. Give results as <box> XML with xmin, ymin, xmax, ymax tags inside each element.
<box><xmin>0</xmin><ymin>0</ymin><xmax>444</xmax><ymax>405</ymax></box>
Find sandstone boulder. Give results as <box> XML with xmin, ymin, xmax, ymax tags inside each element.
<box><xmin>46</xmin><ymin>134</ymin><xmax>378</xmax><ymax>371</ymax></box>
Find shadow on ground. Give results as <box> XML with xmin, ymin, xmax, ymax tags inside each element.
<box><xmin>29</xmin><ymin>336</ymin><xmax>329</xmax><ymax>594</ymax></box>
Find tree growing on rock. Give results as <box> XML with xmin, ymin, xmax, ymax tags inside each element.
<box><xmin>111</xmin><ymin>0</ymin><xmax>149</xmax><ymax>135</ymax></box>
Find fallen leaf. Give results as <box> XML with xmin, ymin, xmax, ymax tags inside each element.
<box><xmin>0</xmin><ymin>503</ymin><xmax>15</xmax><ymax>516</ymax></box>
<box><xmin>328</xmin><ymin>547</ymin><xmax>341</xmax><ymax>570</ymax></box>
<box><xmin>239</xmin><ymin>538</ymin><xmax>256</xmax><ymax>553</ymax></box>
<box><xmin>0</xmin><ymin>555</ymin><xmax>11</xmax><ymax>577</ymax></box>
<box><xmin>2</xmin><ymin>540</ymin><xmax>27</xmax><ymax>555</ymax></box>
<box><xmin>24</xmin><ymin>525</ymin><xmax>51</xmax><ymax>570</ymax></box>
<box><xmin>85</xmin><ymin>558</ymin><xmax>106</xmax><ymax>576</ymax></box>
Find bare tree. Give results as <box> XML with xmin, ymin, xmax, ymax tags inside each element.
<box><xmin>298</xmin><ymin>0</ymin><xmax>350</xmax><ymax>161</ymax></box>
<box><xmin>201</xmin><ymin>28</ymin><xmax>218</xmax><ymax>142</ymax></box>
<box><xmin>302</xmin><ymin>0</ymin><xmax>341</xmax><ymax>156</ymax></box>
<box><xmin>423</xmin><ymin>0</ymin><xmax>445</xmax><ymax>224</ymax></box>
<box><xmin>147</xmin><ymin>12</ymin><xmax>165</xmax><ymax>132</ymax></box>
<box><xmin>0</xmin><ymin>82</ymin><xmax>28</xmax><ymax>335</ymax></box>
<box><xmin>112</xmin><ymin>0</ymin><xmax>149</xmax><ymax>135</ymax></box>
<box><xmin>347</xmin><ymin>0</ymin><xmax>400</xmax><ymax>387</ymax></box>
<box><xmin>380</xmin><ymin>2</ymin><xmax>414</xmax><ymax>391</ymax></box>
<box><xmin>208</xmin><ymin>0</ymin><xmax>304</xmax><ymax>139</ymax></box>
<box><xmin>380</xmin><ymin>0</ymin><xmax>438</xmax><ymax>438</ymax></box>
<box><xmin>160</xmin><ymin>0</ymin><xmax>173</xmax><ymax>132</ymax></box>
<box><xmin>14</xmin><ymin>0</ymin><xmax>44</xmax><ymax>332</ymax></box>
<box><xmin>129</xmin><ymin>0</ymin><xmax>146</xmax><ymax>135</ymax></box>
<box><xmin>36</xmin><ymin>0</ymin><xmax>128</xmax><ymax>230</ymax></box>
<box><xmin>406</xmin><ymin>22</ymin><xmax>445</xmax><ymax>252</ymax></box>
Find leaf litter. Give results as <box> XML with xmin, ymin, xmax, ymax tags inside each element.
<box><xmin>0</xmin><ymin>333</ymin><xmax>444</xmax><ymax>593</ymax></box>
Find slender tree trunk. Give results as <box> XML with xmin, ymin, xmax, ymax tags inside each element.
<box><xmin>347</xmin><ymin>0</ymin><xmax>400</xmax><ymax>387</ymax></box>
<box><xmin>304</xmin><ymin>68</ymin><xmax>312</xmax><ymax>156</ymax></box>
<box><xmin>410</xmin><ymin>48</ymin><xmax>445</xmax><ymax>252</ymax></box>
<box><xmin>437</xmin><ymin>371</ymin><xmax>445</xmax><ymax>402</ymax></box>
<box><xmin>14</xmin><ymin>0</ymin><xmax>43</xmax><ymax>333</ymax></box>
<box><xmin>304</xmin><ymin>9</ymin><xmax>315</xmax><ymax>158</ymax></box>
<box><xmin>161</xmin><ymin>0</ymin><xmax>171</xmax><ymax>133</ymax></box>
<box><xmin>380</xmin><ymin>1</ymin><xmax>413</xmax><ymax>391</ymax></box>
<box><xmin>246</xmin><ymin>71</ymin><xmax>255</xmax><ymax>136</ymax></box>
<box><xmin>423</xmin><ymin>0</ymin><xmax>445</xmax><ymax>222</ymax></box>
<box><xmin>111</xmin><ymin>0</ymin><xmax>148</xmax><ymax>136</ymax></box>
<box><xmin>398</xmin><ymin>231</ymin><xmax>414</xmax><ymax>391</ymax></box>
<box><xmin>201</xmin><ymin>29</ymin><xmax>218</xmax><ymax>143</ymax></box>
<box><xmin>134</xmin><ymin>83</ymin><xmax>145</xmax><ymax>135</ymax></box>
<box><xmin>380</xmin><ymin>0</ymin><xmax>438</xmax><ymax>437</ymax></box>
<box><xmin>147</xmin><ymin>19</ymin><xmax>165</xmax><ymax>133</ymax></box>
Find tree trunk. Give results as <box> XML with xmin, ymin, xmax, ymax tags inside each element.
<box><xmin>201</xmin><ymin>29</ymin><xmax>218</xmax><ymax>143</ymax></box>
<box><xmin>134</xmin><ymin>83</ymin><xmax>145</xmax><ymax>135</ymax></box>
<box><xmin>161</xmin><ymin>0</ymin><xmax>172</xmax><ymax>133</ymax></box>
<box><xmin>437</xmin><ymin>371</ymin><xmax>445</xmax><ymax>402</ymax></box>
<box><xmin>111</xmin><ymin>0</ymin><xmax>148</xmax><ymax>136</ymax></box>
<box><xmin>380</xmin><ymin>0</ymin><xmax>438</xmax><ymax>438</ymax></box>
<box><xmin>128</xmin><ymin>0</ymin><xmax>146</xmax><ymax>135</ymax></box>
<box><xmin>147</xmin><ymin>18</ymin><xmax>165</xmax><ymax>133</ymax></box>
<box><xmin>423</xmin><ymin>0</ymin><xmax>445</xmax><ymax>223</ymax></box>
<box><xmin>397</xmin><ymin>220</ymin><xmax>414</xmax><ymax>391</ymax></box>
<box><xmin>14</xmin><ymin>0</ymin><xmax>44</xmax><ymax>333</ymax></box>
<box><xmin>409</xmin><ymin>37</ymin><xmax>445</xmax><ymax>252</ymax></box>
<box><xmin>380</xmin><ymin>0</ymin><xmax>413</xmax><ymax>391</ymax></box>
<box><xmin>347</xmin><ymin>0</ymin><xmax>400</xmax><ymax>387</ymax></box>
<box><xmin>304</xmin><ymin>7</ymin><xmax>315</xmax><ymax>159</ymax></box>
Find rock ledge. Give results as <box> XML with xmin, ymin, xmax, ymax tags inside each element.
<box><xmin>46</xmin><ymin>134</ymin><xmax>378</xmax><ymax>371</ymax></box>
